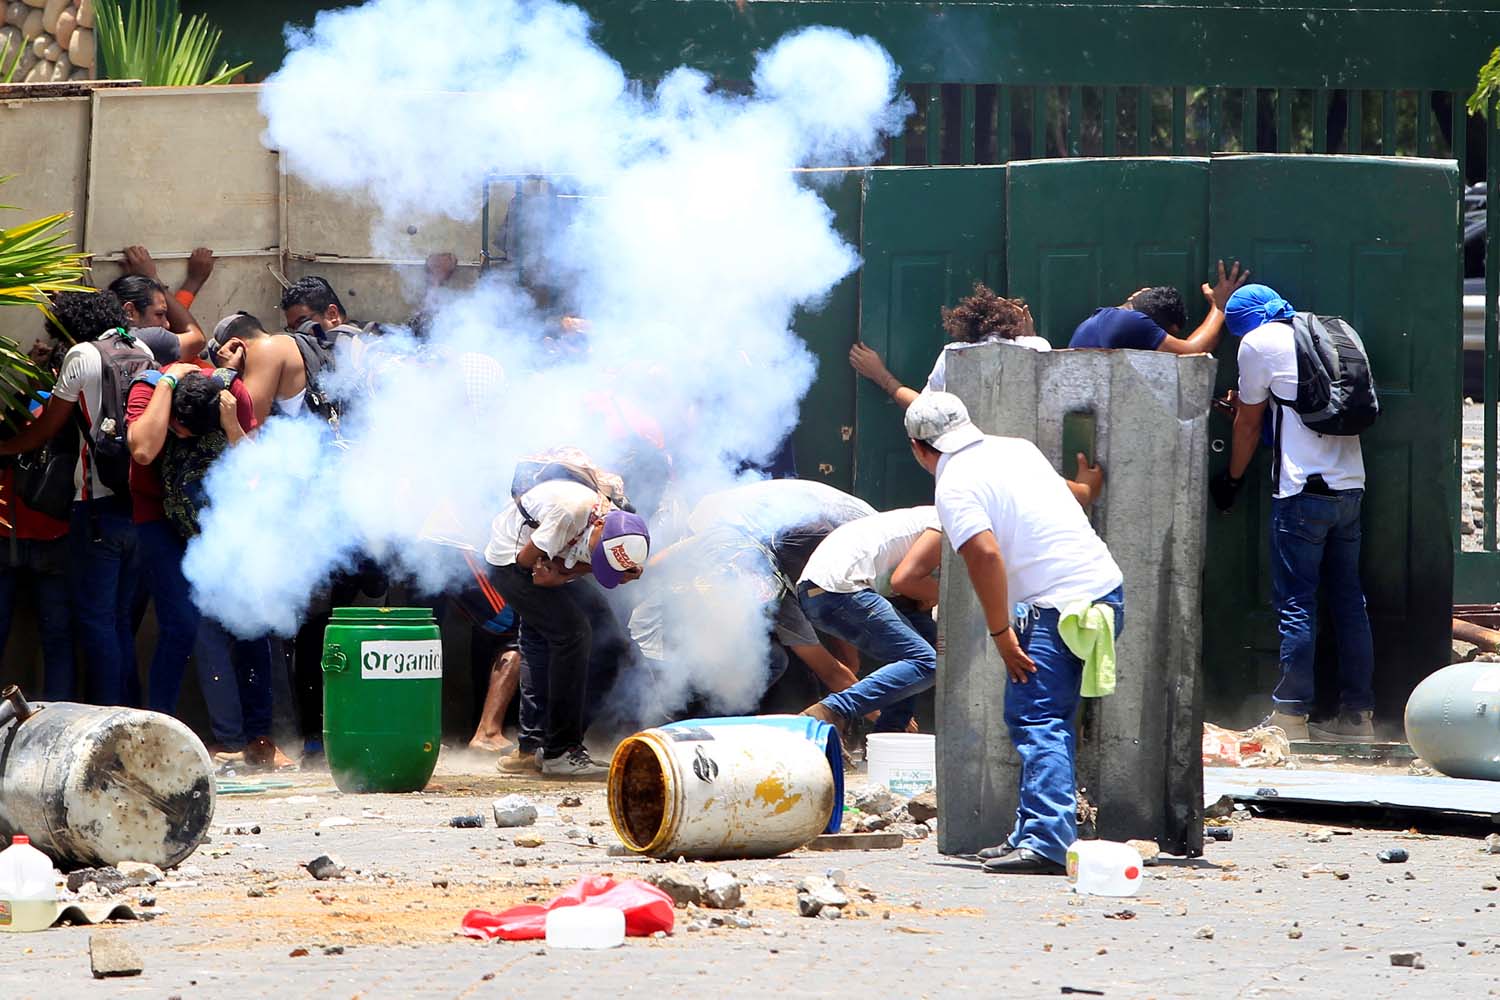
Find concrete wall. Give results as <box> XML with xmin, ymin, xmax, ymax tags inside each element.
<box><xmin>0</xmin><ymin>84</ymin><xmax>496</xmax><ymax>352</ymax></box>
<box><xmin>936</xmin><ymin>344</ymin><xmax>1214</xmax><ymax>858</ymax></box>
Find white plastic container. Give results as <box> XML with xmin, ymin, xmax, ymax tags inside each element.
<box><xmin>1065</xmin><ymin>840</ymin><xmax>1144</xmax><ymax>897</ymax></box>
<box><xmin>0</xmin><ymin>835</ymin><xmax>58</xmax><ymax>932</ymax></box>
<box><xmin>545</xmin><ymin>906</ymin><xmax>625</xmax><ymax>949</ymax></box>
<box><xmin>865</xmin><ymin>733</ymin><xmax>936</xmax><ymax>798</ymax></box>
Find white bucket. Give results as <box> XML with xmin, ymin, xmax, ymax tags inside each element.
<box><xmin>865</xmin><ymin>733</ymin><xmax>936</xmax><ymax>798</ymax></box>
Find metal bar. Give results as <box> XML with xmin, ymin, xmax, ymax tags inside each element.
<box><xmin>1241</xmin><ymin>88</ymin><xmax>1255</xmax><ymax>152</ymax></box>
<box><xmin>92</xmin><ymin>248</ymin><xmax>277</xmax><ymax>262</ymax></box>
<box><xmin>1276</xmin><ymin>88</ymin><xmax>1292</xmax><ymax>152</ymax></box>
<box><xmin>1416</xmin><ymin>89</ymin><xmax>1431</xmax><ymax>157</ymax></box>
<box><xmin>960</xmin><ymin>84</ymin><xmax>976</xmax><ymax>165</ymax></box>
<box><xmin>1172</xmin><ymin>86</ymin><xmax>1186</xmax><ymax>155</ymax></box>
<box><xmin>1067</xmin><ymin>85</ymin><xmax>1082</xmax><ymax>156</ymax></box>
<box><xmin>1313</xmin><ymin>89</ymin><xmax>1329</xmax><ymax>153</ymax></box>
<box><xmin>889</xmin><ymin>86</ymin><xmax>909</xmax><ymax>165</ymax></box>
<box><xmin>1103</xmin><ymin>86</ymin><xmax>1118</xmax><ymax>156</ymax></box>
<box><xmin>1138</xmin><ymin>85</ymin><xmax>1152</xmax><ymax>154</ymax></box>
<box><xmin>925</xmin><ymin>84</ymin><xmax>942</xmax><ymax>165</ymax></box>
<box><xmin>1034</xmin><ymin>85</ymin><xmax>1050</xmax><ymax>158</ymax></box>
<box><xmin>1454</xmin><ymin>89</ymin><xmax>1467</xmax><ymax>171</ymax></box>
<box><xmin>1486</xmin><ymin>93</ymin><xmax>1499</xmax><ymax>551</ymax></box>
<box><xmin>997</xmin><ymin>85</ymin><xmax>1012</xmax><ymax>163</ymax></box>
<box><xmin>1382</xmin><ymin>90</ymin><xmax>1397</xmax><ymax>154</ymax></box>
<box><xmin>1207</xmin><ymin>88</ymin><xmax>1222</xmax><ymax>152</ymax></box>
<box><xmin>1348</xmin><ymin>89</ymin><xmax>1363</xmax><ymax>153</ymax></box>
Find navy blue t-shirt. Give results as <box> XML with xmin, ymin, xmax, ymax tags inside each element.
<box><xmin>1068</xmin><ymin>307</ymin><xmax>1168</xmax><ymax>350</ymax></box>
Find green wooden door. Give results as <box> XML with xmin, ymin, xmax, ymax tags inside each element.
<box><xmin>1006</xmin><ymin>157</ymin><xmax>1211</xmax><ymax>347</ymax></box>
<box><xmin>1206</xmin><ymin>154</ymin><xmax>1461</xmax><ymax>724</ymax></box>
<box><xmin>853</xmin><ymin>166</ymin><xmax>1006</xmax><ymax>510</ymax></box>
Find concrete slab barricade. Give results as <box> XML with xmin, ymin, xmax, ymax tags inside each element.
<box><xmin>936</xmin><ymin>343</ymin><xmax>1214</xmax><ymax>858</ymax></box>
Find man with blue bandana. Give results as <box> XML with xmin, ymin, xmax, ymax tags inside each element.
<box><xmin>1211</xmin><ymin>284</ymin><xmax>1374</xmax><ymax>743</ymax></box>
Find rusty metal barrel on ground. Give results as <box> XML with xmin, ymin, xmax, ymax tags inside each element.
<box><xmin>608</xmin><ymin>724</ymin><xmax>835</xmax><ymax>860</ymax></box>
<box><xmin>0</xmin><ymin>688</ymin><xmax>214</xmax><ymax>869</ymax></box>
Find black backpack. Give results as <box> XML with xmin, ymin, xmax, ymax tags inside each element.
<box><xmin>289</xmin><ymin>331</ymin><xmax>341</xmax><ymax>429</ymax></box>
<box><xmin>1273</xmin><ymin>313</ymin><xmax>1380</xmax><ymax>436</ymax></box>
<box><xmin>160</xmin><ymin>430</ymin><xmax>227</xmax><ymax>540</ymax></box>
<box><xmin>80</xmin><ymin>330</ymin><xmax>157</xmax><ymax>496</ymax></box>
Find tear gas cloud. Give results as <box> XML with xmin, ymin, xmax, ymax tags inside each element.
<box><xmin>183</xmin><ymin>0</ymin><xmax>908</xmax><ymax>719</ymax></box>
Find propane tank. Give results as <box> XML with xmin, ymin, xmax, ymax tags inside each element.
<box><xmin>1404</xmin><ymin>662</ymin><xmax>1500</xmax><ymax>780</ymax></box>
<box><xmin>0</xmin><ymin>687</ymin><xmax>215</xmax><ymax>868</ymax></box>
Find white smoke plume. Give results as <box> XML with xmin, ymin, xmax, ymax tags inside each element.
<box><xmin>182</xmin><ymin>0</ymin><xmax>907</xmax><ymax>719</ymax></box>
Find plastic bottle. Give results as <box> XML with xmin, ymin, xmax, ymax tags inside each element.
<box><xmin>0</xmin><ymin>835</ymin><xmax>59</xmax><ymax>933</ymax></box>
<box><xmin>1065</xmin><ymin>840</ymin><xmax>1143</xmax><ymax>897</ymax></box>
<box><xmin>544</xmin><ymin>906</ymin><xmax>625</xmax><ymax>949</ymax></box>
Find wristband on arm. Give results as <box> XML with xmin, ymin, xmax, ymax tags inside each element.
<box><xmin>174</xmin><ymin>289</ymin><xmax>195</xmax><ymax>308</ymax></box>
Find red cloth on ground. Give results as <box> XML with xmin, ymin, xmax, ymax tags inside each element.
<box><xmin>460</xmin><ymin>875</ymin><xmax>675</xmax><ymax>941</ymax></box>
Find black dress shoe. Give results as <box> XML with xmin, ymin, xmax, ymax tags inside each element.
<box><xmin>982</xmin><ymin>848</ymin><xmax>1066</xmax><ymax>875</ymax></box>
<box><xmin>975</xmin><ymin>843</ymin><xmax>1016</xmax><ymax>861</ymax></box>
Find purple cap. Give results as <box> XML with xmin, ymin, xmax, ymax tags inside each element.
<box><xmin>592</xmin><ymin>509</ymin><xmax>650</xmax><ymax>589</ymax></box>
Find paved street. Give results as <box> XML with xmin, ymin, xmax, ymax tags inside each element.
<box><xmin>3</xmin><ymin>752</ymin><xmax>1498</xmax><ymax>999</ymax></box>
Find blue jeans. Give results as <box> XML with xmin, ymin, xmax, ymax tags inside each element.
<box><xmin>0</xmin><ymin>536</ymin><xmax>75</xmax><ymax>700</ymax></box>
<box><xmin>1269</xmin><ymin>489</ymin><xmax>1375</xmax><ymax>716</ymax></box>
<box><xmin>194</xmin><ymin>620</ymin><xmax>274</xmax><ymax>748</ymax></box>
<box><xmin>68</xmin><ymin>500</ymin><xmax>140</xmax><ymax>706</ymax></box>
<box><xmin>137</xmin><ymin>520</ymin><xmax>201</xmax><ymax>715</ymax></box>
<box><xmin>800</xmin><ymin>583</ymin><xmax>937</xmax><ymax>732</ymax></box>
<box><xmin>1004</xmin><ymin>585</ymin><xmax>1125</xmax><ymax>864</ymax></box>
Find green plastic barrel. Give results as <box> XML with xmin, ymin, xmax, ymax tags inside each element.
<box><xmin>321</xmin><ymin>607</ymin><xmax>442</xmax><ymax>793</ymax></box>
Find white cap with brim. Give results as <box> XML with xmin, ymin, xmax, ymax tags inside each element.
<box><xmin>904</xmin><ymin>391</ymin><xmax>984</xmax><ymax>454</ymax></box>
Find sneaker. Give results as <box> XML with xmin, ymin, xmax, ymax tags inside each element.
<box><xmin>1308</xmin><ymin>710</ymin><xmax>1375</xmax><ymax>743</ymax></box>
<box><xmin>1259</xmin><ymin>711</ymin><xmax>1309</xmax><ymax>742</ymax></box>
<box><xmin>540</xmin><ymin>746</ymin><xmax>608</xmax><ymax>779</ymax></box>
<box><xmin>498</xmin><ymin>747</ymin><xmax>542</xmax><ymax>774</ymax></box>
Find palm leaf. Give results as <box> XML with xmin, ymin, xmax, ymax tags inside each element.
<box><xmin>95</xmin><ymin>0</ymin><xmax>250</xmax><ymax>87</ymax></box>
<box><xmin>0</xmin><ymin>177</ymin><xmax>89</xmax><ymax>429</ymax></box>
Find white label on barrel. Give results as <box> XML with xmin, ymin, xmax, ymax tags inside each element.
<box><xmin>359</xmin><ymin>640</ymin><xmax>443</xmax><ymax>679</ymax></box>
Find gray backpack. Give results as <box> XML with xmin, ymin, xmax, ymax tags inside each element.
<box><xmin>1273</xmin><ymin>313</ymin><xmax>1380</xmax><ymax>437</ymax></box>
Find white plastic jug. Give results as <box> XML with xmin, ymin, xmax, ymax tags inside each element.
<box><xmin>545</xmin><ymin>906</ymin><xmax>624</xmax><ymax>949</ymax></box>
<box><xmin>0</xmin><ymin>835</ymin><xmax>59</xmax><ymax>932</ymax></box>
<box><xmin>1065</xmin><ymin>840</ymin><xmax>1143</xmax><ymax>897</ymax></box>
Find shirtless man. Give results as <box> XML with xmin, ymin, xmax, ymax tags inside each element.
<box><xmin>206</xmin><ymin>312</ymin><xmax>311</xmax><ymax>424</ymax></box>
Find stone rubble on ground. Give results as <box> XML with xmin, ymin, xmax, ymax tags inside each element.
<box><xmin>702</xmin><ymin>872</ymin><xmax>743</xmax><ymax>909</ymax></box>
<box><xmin>492</xmin><ymin>795</ymin><xmax>539</xmax><ymax>828</ymax></box>
<box><xmin>906</xmin><ymin>788</ymin><xmax>938</xmax><ymax>824</ymax></box>
<box><xmin>1390</xmin><ymin>951</ymin><xmax>1426</xmax><ymax>969</ymax></box>
<box><xmin>89</xmin><ymin>934</ymin><xmax>143</xmax><ymax>979</ymax></box>
<box><xmin>796</xmin><ymin>875</ymin><xmax>850</xmax><ymax>917</ymax></box>
<box><xmin>304</xmin><ymin>855</ymin><xmax>344</xmax><ymax>881</ymax></box>
<box><xmin>647</xmin><ymin>872</ymin><xmax>704</xmax><ymax>908</ymax></box>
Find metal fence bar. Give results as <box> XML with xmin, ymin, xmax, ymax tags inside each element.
<box><xmin>1382</xmin><ymin>90</ymin><xmax>1397</xmax><ymax>154</ymax></box>
<box><xmin>1487</xmin><ymin>94</ymin><xmax>1499</xmax><ymax>551</ymax></box>
<box><xmin>1313</xmin><ymin>88</ymin><xmax>1329</xmax><ymax>153</ymax></box>
<box><xmin>1241</xmin><ymin>88</ymin><xmax>1255</xmax><ymax>151</ymax></box>
<box><xmin>1348</xmin><ymin>89</ymin><xmax>1363</xmax><ymax>153</ymax></box>
<box><xmin>960</xmin><ymin>84</ymin><xmax>977</xmax><ymax>165</ymax></box>
<box><xmin>997</xmin><ymin>85</ymin><xmax>1012</xmax><ymax>163</ymax></box>
<box><xmin>1172</xmin><ymin>86</ymin><xmax>1186</xmax><ymax>154</ymax></box>
<box><xmin>1208</xmin><ymin>87</ymin><xmax>1222</xmax><ymax>152</ymax></box>
<box><xmin>1103</xmin><ymin>86</ymin><xmax>1119</xmax><ymax>156</ymax></box>
<box><xmin>1416</xmin><ymin>90</ymin><xmax>1431</xmax><ymax>157</ymax></box>
<box><xmin>1068</xmin><ymin>85</ymin><xmax>1083</xmax><ymax>156</ymax></box>
<box><xmin>1276</xmin><ymin>87</ymin><xmax>1292</xmax><ymax>152</ymax></box>
<box><xmin>1138</xmin><ymin>85</ymin><xmax>1152</xmax><ymax>154</ymax></box>
<box><xmin>1034</xmin><ymin>85</ymin><xmax>1049</xmax><ymax>158</ymax></box>
<box><xmin>925</xmin><ymin>85</ymin><xmax>942</xmax><ymax>165</ymax></box>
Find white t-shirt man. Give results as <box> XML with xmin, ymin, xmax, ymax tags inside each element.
<box><xmin>800</xmin><ymin>505</ymin><xmax>941</xmax><ymax>596</ymax></box>
<box><xmin>1236</xmin><ymin>321</ymin><xmax>1365</xmax><ymax>498</ymax></box>
<box><xmin>935</xmin><ymin>436</ymin><xmax>1123</xmax><ymax>609</ymax></box>
<box><xmin>50</xmin><ymin>334</ymin><xmax>158</xmax><ymax>501</ymax></box>
<box><xmin>925</xmin><ymin>335</ymin><xmax>1052</xmax><ymax>393</ymax></box>
<box><xmin>484</xmin><ymin>479</ymin><xmax>605</xmax><ymax>569</ymax></box>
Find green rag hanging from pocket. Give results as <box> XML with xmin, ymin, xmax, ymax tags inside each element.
<box><xmin>1058</xmin><ymin>600</ymin><xmax>1116</xmax><ymax>698</ymax></box>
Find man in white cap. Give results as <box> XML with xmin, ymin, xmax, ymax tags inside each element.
<box><xmin>485</xmin><ymin>478</ymin><xmax>650</xmax><ymax>778</ymax></box>
<box><xmin>905</xmin><ymin>392</ymin><xmax>1123</xmax><ymax>875</ymax></box>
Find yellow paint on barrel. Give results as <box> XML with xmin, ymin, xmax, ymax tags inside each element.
<box><xmin>755</xmin><ymin>775</ymin><xmax>804</xmax><ymax>813</ymax></box>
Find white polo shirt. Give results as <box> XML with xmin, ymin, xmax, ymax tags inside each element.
<box><xmin>935</xmin><ymin>435</ymin><xmax>1122</xmax><ymax>609</ymax></box>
